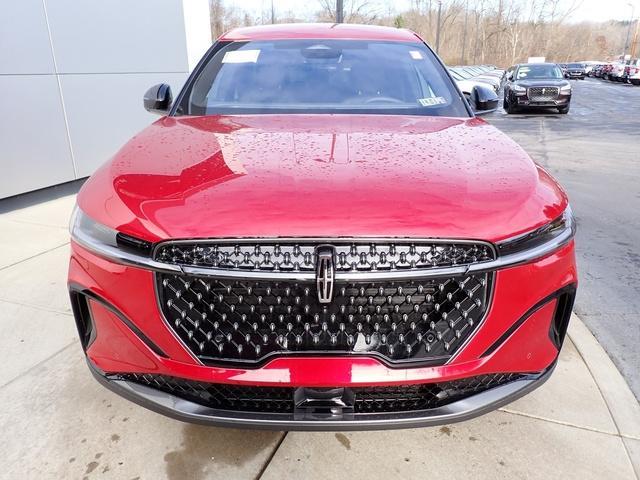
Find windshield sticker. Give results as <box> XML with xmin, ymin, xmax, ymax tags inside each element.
<box><xmin>409</xmin><ymin>50</ymin><xmax>424</xmax><ymax>60</ymax></box>
<box><xmin>222</xmin><ymin>49</ymin><xmax>261</xmax><ymax>64</ymax></box>
<box><xmin>418</xmin><ymin>97</ymin><xmax>447</xmax><ymax>107</ymax></box>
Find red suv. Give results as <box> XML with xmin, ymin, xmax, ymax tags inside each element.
<box><xmin>68</xmin><ymin>24</ymin><xmax>577</xmax><ymax>430</ymax></box>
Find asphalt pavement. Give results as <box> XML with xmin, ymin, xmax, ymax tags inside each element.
<box><xmin>485</xmin><ymin>77</ymin><xmax>640</xmax><ymax>399</ymax></box>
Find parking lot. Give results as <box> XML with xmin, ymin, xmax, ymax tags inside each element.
<box><xmin>485</xmin><ymin>77</ymin><xmax>640</xmax><ymax>399</ymax></box>
<box><xmin>0</xmin><ymin>78</ymin><xmax>639</xmax><ymax>480</ymax></box>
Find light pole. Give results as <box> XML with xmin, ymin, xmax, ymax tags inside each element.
<box><xmin>435</xmin><ymin>0</ymin><xmax>443</xmax><ymax>55</ymax></box>
<box><xmin>623</xmin><ymin>2</ymin><xmax>635</xmax><ymax>61</ymax></box>
<box><xmin>631</xmin><ymin>14</ymin><xmax>640</xmax><ymax>58</ymax></box>
<box><xmin>336</xmin><ymin>0</ymin><xmax>344</xmax><ymax>23</ymax></box>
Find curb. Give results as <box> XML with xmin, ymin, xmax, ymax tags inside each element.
<box><xmin>567</xmin><ymin>313</ymin><xmax>640</xmax><ymax>441</ymax></box>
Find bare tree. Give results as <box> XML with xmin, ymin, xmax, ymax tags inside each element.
<box><xmin>208</xmin><ymin>0</ymin><xmax>630</xmax><ymax>66</ymax></box>
<box><xmin>316</xmin><ymin>0</ymin><xmax>381</xmax><ymax>23</ymax></box>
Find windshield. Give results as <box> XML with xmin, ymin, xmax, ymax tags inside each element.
<box><xmin>568</xmin><ymin>63</ymin><xmax>584</xmax><ymax>69</ymax></box>
<box><xmin>177</xmin><ymin>39</ymin><xmax>469</xmax><ymax>117</ymax></box>
<box><xmin>515</xmin><ymin>64</ymin><xmax>563</xmax><ymax>80</ymax></box>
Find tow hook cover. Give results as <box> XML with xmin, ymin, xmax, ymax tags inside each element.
<box><xmin>293</xmin><ymin>387</ymin><xmax>355</xmax><ymax>420</ymax></box>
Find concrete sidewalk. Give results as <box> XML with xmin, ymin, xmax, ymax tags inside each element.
<box><xmin>0</xmin><ymin>191</ymin><xmax>638</xmax><ymax>480</ymax></box>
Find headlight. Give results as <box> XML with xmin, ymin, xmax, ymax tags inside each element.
<box><xmin>560</xmin><ymin>84</ymin><xmax>571</xmax><ymax>93</ymax></box>
<box><xmin>512</xmin><ymin>84</ymin><xmax>526</xmax><ymax>93</ymax></box>
<box><xmin>70</xmin><ymin>205</ymin><xmax>158</xmax><ymax>267</ymax></box>
<box><xmin>497</xmin><ymin>206</ymin><xmax>576</xmax><ymax>259</ymax></box>
<box><xmin>70</xmin><ymin>205</ymin><xmax>119</xmax><ymax>249</ymax></box>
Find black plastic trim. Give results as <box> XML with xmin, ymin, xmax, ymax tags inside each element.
<box><xmin>69</xmin><ymin>284</ymin><xmax>168</xmax><ymax>358</ymax></box>
<box><xmin>87</xmin><ymin>359</ymin><xmax>556</xmax><ymax>431</ymax></box>
<box><xmin>481</xmin><ymin>283</ymin><xmax>577</xmax><ymax>358</ymax></box>
<box><xmin>69</xmin><ymin>290</ymin><xmax>96</xmax><ymax>351</ymax></box>
<box><xmin>549</xmin><ymin>286</ymin><xmax>577</xmax><ymax>349</ymax></box>
<box><xmin>116</xmin><ymin>232</ymin><xmax>153</xmax><ymax>256</ymax></box>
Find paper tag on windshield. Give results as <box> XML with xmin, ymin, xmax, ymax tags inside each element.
<box><xmin>418</xmin><ymin>97</ymin><xmax>447</xmax><ymax>107</ymax></box>
<box><xmin>222</xmin><ymin>49</ymin><xmax>261</xmax><ymax>64</ymax></box>
<box><xmin>409</xmin><ymin>50</ymin><xmax>423</xmax><ymax>60</ymax></box>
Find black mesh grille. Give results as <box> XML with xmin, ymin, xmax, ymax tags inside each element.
<box><xmin>118</xmin><ymin>373</ymin><xmax>527</xmax><ymax>414</ymax></box>
<box><xmin>157</xmin><ymin>273</ymin><xmax>491</xmax><ymax>365</ymax></box>
<box><xmin>353</xmin><ymin>374</ymin><xmax>522</xmax><ymax>413</ymax></box>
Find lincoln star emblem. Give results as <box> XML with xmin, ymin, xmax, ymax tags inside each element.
<box><xmin>316</xmin><ymin>246</ymin><xmax>335</xmax><ymax>304</ymax></box>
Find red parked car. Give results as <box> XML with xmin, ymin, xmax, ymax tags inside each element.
<box><xmin>68</xmin><ymin>24</ymin><xmax>577</xmax><ymax>430</ymax></box>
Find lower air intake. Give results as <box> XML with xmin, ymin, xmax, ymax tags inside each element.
<box><xmin>117</xmin><ymin>373</ymin><xmax>527</xmax><ymax>414</ymax></box>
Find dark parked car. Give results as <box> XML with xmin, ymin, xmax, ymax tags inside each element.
<box><xmin>566</xmin><ymin>63</ymin><xmax>586</xmax><ymax>79</ymax></box>
<box><xmin>504</xmin><ymin>63</ymin><xmax>572</xmax><ymax>114</ymax></box>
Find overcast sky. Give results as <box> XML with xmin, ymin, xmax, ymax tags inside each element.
<box><xmin>225</xmin><ymin>0</ymin><xmax>638</xmax><ymax>23</ymax></box>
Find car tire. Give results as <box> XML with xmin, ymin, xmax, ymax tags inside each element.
<box><xmin>558</xmin><ymin>106</ymin><xmax>570</xmax><ymax>114</ymax></box>
<box><xmin>506</xmin><ymin>100</ymin><xmax>519</xmax><ymax>114</ymax></box>
<box><xmin>503</xmin><ymin>97</ymin><xmax>508</xmax><ymax>110</ymax></box>
<box><xmin>504</xmin><ymin>96</ymin><xmax>519</xmax><ymax>114</ymax></box>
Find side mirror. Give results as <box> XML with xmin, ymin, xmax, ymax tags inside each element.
<box><xmin>564</xmin><ymin>72</ymin><xmax>570</xmax><ymax>78</ymax></box>
<box><xmin>507</xmin><ymin>73</ymin><xmax>513</xmax><ymax>81</ymax></box>
<box><xmin>143</xmin><ymin>83</ymin><xmax>172</xmax><ymax>115</ymax></box>
<box><xmin>470</xmin><ymin>85</ymin><xmax>499</xmax><ymax>114</ymax></box>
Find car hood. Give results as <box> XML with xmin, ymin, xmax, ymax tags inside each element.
<box><xmin>474</xmin><ymin>75</ymin><xmax>500</xmax><ymax>85</ymax></box>
<box><xmin>79</xmin><ymin>114</ymin><xmax>567</xmax><ymax>243</ymax></box>
<box><xmin>515</xmin><ymin>79</ymin><xmax>569</xmax><ymax>88</ymax></box>
<box><xmin>455</xmin><ymin>79</ymin><xmax>486</xmax><ymax>94</ymax></box>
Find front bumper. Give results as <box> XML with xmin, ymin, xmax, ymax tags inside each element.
<box><xmin>89</xmin><ymin>359</ymin><xmax>555</xmax><ymax>430</ymax></box>
<box><xmin>515</xmin><ymin>95</ymin><xmax>571</xmax><ymax>108</ymax></box>
<box><xmin>69</xmin><ymin>239</ymin><xmax>577</xmax><ymax>429</ymax></box>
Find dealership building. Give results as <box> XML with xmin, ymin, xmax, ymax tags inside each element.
<box><xmin>1</xmin><ymin>0</ymin><xmax>211</xmax><ymax>199</ymax></box>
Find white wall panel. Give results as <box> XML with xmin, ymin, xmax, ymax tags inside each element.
<box><xmin>0</xmin><ymin>0</ymin><xmax>55</xmax><ymax>74</ymax></box>
<box><xmin>182</xmin><ymin>0</ymin><xmax>213</xmax><ymax>70</ymax></box>
<box><xmin>0</xmin><ymin>75</ymin><xmax>75</xmax><ymax>198</ymax></box>
<box><xmin>60</xmin><ymin>72</ymin><xmax>188</xmax><ymax>178</ymax></box>
<box><xmin>1</xmin><ymin>0</ymin><xmax>210</xmax><ymax>199</ymax></box>
<box><xmin>44</xmin><ymin>0</ymin><xmax>189</xmax><ymax>74</ymax></box>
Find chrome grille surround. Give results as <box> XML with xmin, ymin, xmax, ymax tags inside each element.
<box><xmin>153</xmin><ymin>239</ymin><xmax>496</xmax><ymax>273</ymax></box>
<box><xmin>528</xmin><ymin>86</ymin><xmax>559</xmax><ymax>102</ymax></box>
